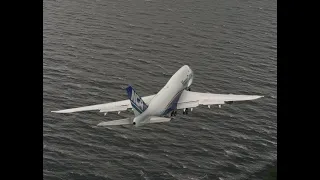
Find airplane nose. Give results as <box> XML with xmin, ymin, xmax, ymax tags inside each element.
<box><xmin>188</xmin><ymin>66</ymin><xmax>192</xmax><ymax>71</ymax></box>
<box><xmin>184</xmin><ymin>65</ymin><xmax>191</xmax><ymax>71</ymax></box>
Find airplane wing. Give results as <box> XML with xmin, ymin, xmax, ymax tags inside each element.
<box><xmin>97</xmin><ymin>118</ymin><xmax>133</xmax><ymax>126</ymax></box>
<box><xmin>51</xmin><ymin>94</ymin><xmax>156</xmax><ymax>114</ymax></box>
<box><xmin>176</xmin><ymin>90</ymin><xmax>263</xmax><ymax>109</ymax></box>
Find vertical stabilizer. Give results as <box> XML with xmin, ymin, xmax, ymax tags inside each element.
<box><xmin>126</xmin><ymin>86</ymin><xmax>148</xmax><ymax>116</ymax></box>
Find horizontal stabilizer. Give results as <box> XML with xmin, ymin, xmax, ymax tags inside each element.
<box><xmin>97</xmin><ymin>118</ymin><xmax>132</xmax><ymax>126</ymax></box>
<box><xmin>149</xmin><ymin>116</ymin><xmax>171</xmax><ymax>123</ymax></box>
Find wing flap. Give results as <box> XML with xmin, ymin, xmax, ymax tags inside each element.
<box><xmin>99</xmin><ymin>105</ymin><xmax>130</xmax><ymax>113</ymax></box>
<box><xmin>199</xmin><ymin>99</ymin><xmax>225</xmax><ymax>105</ymax></box>
<box><xmin>176</xmin><ymin>101</ymin><xmax>199</xmax><ymax>109</ymax></box>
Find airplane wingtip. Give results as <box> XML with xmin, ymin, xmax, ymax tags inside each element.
<box><xmin>51</xmin><ymin>110</ymin><xmax>65</xmax><ymax>113</ymax></box>
<box><xmin>255</xmin><ymin>95</ymin><xmax>264</xmax><ymax>99</ymax></box>
<box><xmin>250</xmin><ymin>95</ymin><xmax>264</xmax><ymax>100</ymax></box>
<box><xmin>97</xmin><ymin>122</ymin><xmax>106</xmax><ymax>126</ymax></box>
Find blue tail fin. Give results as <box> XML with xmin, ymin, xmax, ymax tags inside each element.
<box><xmin>126</xmin><ymin>86</ymin><xmax>148</xmax><ymax>116</ymax></box>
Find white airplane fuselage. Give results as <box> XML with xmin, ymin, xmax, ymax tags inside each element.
<box><xmin>133</xmin><ymin>65</ymin><xmax>194</xmax><ymax>126</ymax></box>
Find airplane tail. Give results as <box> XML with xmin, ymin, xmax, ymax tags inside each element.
<box><xmin>126</xmin><ymin>85</ymin><xmax>148</xmax><ymax>116</ymax></box>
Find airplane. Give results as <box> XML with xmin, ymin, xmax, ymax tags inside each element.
<box><xmin>52</xmin><ymin>65</ymin><xmax>263</xmax><ymax>127</ymax></box>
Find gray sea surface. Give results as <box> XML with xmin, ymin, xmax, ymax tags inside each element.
<box><xmin>43</xmin><ymin>0</ymin><xmax>276</xmax><ymax>179</ymax></box>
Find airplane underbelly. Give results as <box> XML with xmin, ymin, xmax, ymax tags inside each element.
<box><xmin>149</xmin><ymin>94</ymin><xmax>178</xmax><ymax>115</ymax></box>
<box><xmin>148</xmin><ymin>82</ymin><xmax>184</xmax><ymax>116</ymax></box>
<box><xmin>157</xmin><ymin>90</ymin><xmax>183</xmax><ymax>115</ymax></box>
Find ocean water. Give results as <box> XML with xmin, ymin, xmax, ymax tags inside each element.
<box><xmin>43</xmin><ymin>0</ymin><xmax>276</xmax><ymax>179</ymax></box>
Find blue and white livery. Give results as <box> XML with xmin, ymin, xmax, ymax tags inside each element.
<box><xmin>126</xmin><ymin>86</ymin><xmax>148</xmax><ymax>116</ymax></box>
